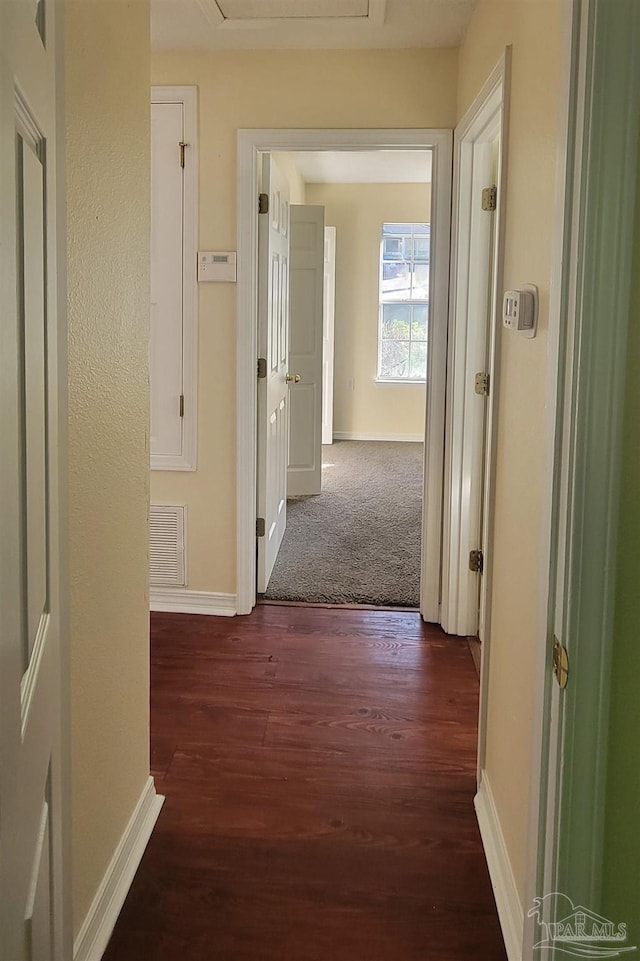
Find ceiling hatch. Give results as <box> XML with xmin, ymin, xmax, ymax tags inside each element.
<box><xmin>200</xmin><ymin>0</ymin><xmax>386</xmax><ymax>28</ymax></box>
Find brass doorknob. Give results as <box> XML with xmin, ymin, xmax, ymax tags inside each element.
<box><xmin>286</xmin><ymin>373</ymin><xmax>301</xmax><ymax>384</ymax></box>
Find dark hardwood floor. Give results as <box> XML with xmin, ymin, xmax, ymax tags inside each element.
<box><xmin>103</xmin><ymin>606</ymin><xmax>506</xmax><ymax>961</ymax></box>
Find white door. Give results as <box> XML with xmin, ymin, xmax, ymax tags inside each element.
<box><xmin>0</xmin><ymin>2</ymin><xmax>69</xmax><ymax>959</ymax></box>
<box><xmin>150</xmin><ymin>100</ymin><xmax>185</xmax><ymax>465</ymax></box>
<box><xmin>441</xmin><ymin>80</ymin><xmax>505</xmax><ymax>640</ymax></box>
<box><xmin>322</xmin><ymin>226</ymin><xmax>336</xmax><ymax>446</ymax></box>
<box><xmin>288</xmin><ymin>204</ymin><xmax>325</xmax><ymax>496</ymax></box>
<box><xmin>257</xmin><ymin>155</ymin><xmax>291</xmax><ymax>592</ymax></box>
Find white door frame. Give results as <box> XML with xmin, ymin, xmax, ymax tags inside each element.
<box><xmin>236</xmin><ymin>128</ymin><xmax>452</xmax><ymax>617</ymax></box>
<box><xmin>322</xmin><ymin>225</ymin><xmax>336</xmax><ymax>447</ymax></box>
<box><xmin>441</xmin><ymin>51</ymin><xmax>511</xmax><ymax>643</ymax></box>
<box><xmin>522</xmin><ymin>2</ymin><xmax>640</xmax><ymax>954</ymax></box>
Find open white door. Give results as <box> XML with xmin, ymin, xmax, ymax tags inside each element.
<box><xmin>322</xmin><ymin>226</ymin><xmax>336</xmax><ymax>446</ymax></box>
<box><xmin>288</xmin><ymin>204</ymin><xmax>325</xmax><ymax>496</ymax></box>
<box><xmin>257</xmin><ymin>155</ymin><xmax>291</xmax><ymax>592</ymax></box>
<box><xmin>0</xmin><ymin>2</ymin><xmax>70</xmax><ymax>959</ymax></box>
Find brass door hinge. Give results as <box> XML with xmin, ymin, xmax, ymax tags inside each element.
<box><xmin>481</xmin><ymin>185</ymin><xmax>497</xmax><ymax>211</ymax></box>
<box><xmin>553</xmin><ymin>636</ymin><xmax>569</xmax><ymax>690</ymax></box>
<box><xmin>259</xmin><ymin>192</ymin><xmax>269</xmax><ymax>215</ymax></box>
<box><xmin>257</xmin><ymin>357</ymin><xmax>267</xmax><ymax>379</ymax></box>
<box><xmin>469</xmin><ymin>549</ymin><xmax>484</xmax><ymax>574</ymax></box>
<box><xmin>179</xmin><ymin>141</ymin><xmax>188</xmax><ymax>168</ymax></box>
<box><xmin>475</xmin><ymin>372</ymin><xmax>490</xmax><ymax>396</ymax></box>
<box><xmin>256</xmin><ymin>517</ymin><xmax>266</xmax><ymax>538</ymax></box>
<box><xmin>179</xmin><ymin>394</ymin><xmax>185</xmax><ymax>417</ymax></box>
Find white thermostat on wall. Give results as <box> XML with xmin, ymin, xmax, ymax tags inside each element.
<box><xmin>503</xmin><ymin>285</ymin><xmax>538</xmax><ymax>338</ymax></box>
<box><xmin>198</xmin><ymin>251</ymin><xmax>237</xmax><ymax>283</ymax></box>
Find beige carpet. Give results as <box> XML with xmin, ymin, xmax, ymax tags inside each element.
<box><xmin>263</xmin><ymin>440</ymin><xmax>423</xmax><ymax>607</ymax></box>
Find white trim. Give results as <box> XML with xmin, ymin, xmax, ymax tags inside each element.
<box><xmin>73</xmin><ymin>777</ymin><xmax>164</xmax><ymax>961</ymax></box>
<box><xmin>374</xmin><ymin>378</ymin><xmax>426</xmax><ymax>386</ymax></box>
<box><xmin>150</xmin><ymin>588</ymin><xmax>237</xmax><ymax>616</ymax></box>
<box><xmin>475</xmin><ymin>775</ymin><xmax>523</xmax><ymax>961</ymax></box>
<box><xmin>332</xmin><ymin>431</ymin><xmax>423</xmax><ymax>443</ymax></box>
<box><xmin>236</xmin><ymin>128</ymin><xmax>452</xmax><ymax>619</ymax></box>
<box><xmin>441</xmin><ymin>52</ymin><xmax>510</xmax><ymax>642</ymax></box>
<box><xmin>150</xmin><ymin>86</ymin><xmax>198</xmax><ymax>473</ymax></box>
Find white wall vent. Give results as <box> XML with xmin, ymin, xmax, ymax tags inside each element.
<box><xmin>150</xmin><ymin>504</ymin><xmax>186</xmax><ymax>587</ymax></box>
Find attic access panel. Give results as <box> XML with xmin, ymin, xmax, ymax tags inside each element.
<box><xmin>206</xmin><ymin>0</ymin><xmax>386</xmax><ymax>26</ymax></box>
<box><xmin>218</xmin><ymin>0</ymin><xmax>367</xmax><ymax>17</ymax></box>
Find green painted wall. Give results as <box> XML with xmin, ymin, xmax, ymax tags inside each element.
<box><xmin>602</xmin><ymin>143</ymin><xmax>640</xmax><ymax>952</ymax></box>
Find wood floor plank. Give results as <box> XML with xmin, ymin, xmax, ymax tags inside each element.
<box><xmin>103</xmin><ymin>606</ymin><xmax>506</xmax><ymax>961</ymax></box>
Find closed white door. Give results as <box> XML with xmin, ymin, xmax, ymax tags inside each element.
<box><xmin>150</xmin><ymin>99</ymin><xmax>184</xmax><ymax>463</ymax></box>
<box><xmin>322</xmin><ymin>226</ymin><xmax>336</xmax><ymax>446</ymax></box>
<box><xmin>257</xmin><ymin>155</ymin><xmax>291</xmax><ymax>592</ymax></box>
<box><xmin>0</xmin><ymin>2</ymin><xmax>69</xmax><ymax>959</ymax></box>
<box><xmin>288</xmin><ymin>205</ymin><xmax>325</xmax><ymax>496</ymax></box>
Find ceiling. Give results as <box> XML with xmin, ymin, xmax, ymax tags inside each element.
<box><xmin>152</xmin><ymin>0</ymin><xmax>476</xmax><ymax>51</ymax></box>
<box><xmin>284</xmin><ymin>150</ymin><xmax>432</xmax><ymax>184</ymax></box>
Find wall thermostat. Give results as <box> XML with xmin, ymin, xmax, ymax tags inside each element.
<box><xmin>198</xmin><ymin>251</ymin><xmax>237</xmax><ymax>283</ymax></box>
<box><xmin>503</xmin><ymin>285</ymin><xmax>538</xmax><ymax>338</ymax></box>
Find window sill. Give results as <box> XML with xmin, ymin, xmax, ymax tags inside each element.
<box><xmin>375</xmin><ymin>378</ymin><xmax>427</xmax><ymax>386</ymax></box>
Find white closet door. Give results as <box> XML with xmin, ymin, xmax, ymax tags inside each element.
<box><xmin>150</xmin><ymin>100</ymin><xmax>185</xmax><ymax>464</ymax></box>
<box><xmin>0</xmin><ymin>0</ymin><xmax>69</xmax><ymax>956</ymax></box>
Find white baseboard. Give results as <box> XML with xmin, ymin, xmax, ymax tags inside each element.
<box><xmin>332</xmin><ymin>431</ymin><xmax>424</xmax><ymax>442</ymax></box>
<box><xmin>474</xmin><ymin>774</ymin><xmax>524</xmax><ymax>961</ymax></box>
<box><xmin>74</xmin><ymin>776</ymin><xmax>164</xmax><ymax>961</ymax></box>
<box><xmin>150</xmin><ymin>588</ymin><xmax>237</xmax><ymax>616</ymax></box>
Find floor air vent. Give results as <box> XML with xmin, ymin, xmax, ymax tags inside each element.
<box><xmin>150</xmin><ymin>505</ymin><xmax>186</xmax><ymax>587</ymax></box>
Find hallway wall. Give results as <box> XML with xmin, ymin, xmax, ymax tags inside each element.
<box><xmin>66</xmin><ymin>0</ymin><xmax>151</xmax><ymax>934</ymax></box>
<box><xmin>150</xmin><ymin>48</ymin><xmax>458</xmax><ymax>595</ymax></box>
<box><xmin>457</xmin><ymin>0</ymin><xmax>564</xmax><ymax>912</ymax></box>
<box><xmin>305</xmin><ymin>181</ymin><xmax>430</xmax><ymax>440</ymax></box>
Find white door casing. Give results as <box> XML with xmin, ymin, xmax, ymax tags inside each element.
<box><xmin>288</xmin><ymin>204</ymin><xmax>325</xmax><ymax>496</ymax></box>
<box><xmin>257</xmin><ymin>154</ymin><xmax>291</xmax><ymax>592</ymax></box>
<box><xmin>0</xmin><ymin>1</ymin><xmax>70</xmax><ymax>958</ymax></box>
<box><xmin>441</xmin><ymin>57</ymin><xmax>509</xmax><ymax>642</ymax></box>
<box><xmin>150</xmin><ymin>86</ymin><xmax>198</xmax><ymax>472</ymax></box>
<box><xmin>237</xmin><ymin>129</ymin><xmax>452</xmax><ymax>618</ymax></box>
<box><xmin>322</xmin><ymin>226</ymin><xmax>336</xmax><ymax>446</ymax></box>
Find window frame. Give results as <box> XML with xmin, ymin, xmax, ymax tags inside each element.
<box><xmin>376</xmin><ymin>222</ymin><xmax>430</xmax><ymax>384</ymax></box>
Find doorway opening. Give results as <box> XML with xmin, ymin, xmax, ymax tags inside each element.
<box><xmin>257</xmin><ymin>149</ymin><xmax>432</xmax><ymax>609</ymax></box>
<box><xmin>236</xmin><ymin>129</ymin><xmax>453</xmax><ymax>620</ymax></box>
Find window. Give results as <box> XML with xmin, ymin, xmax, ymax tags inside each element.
<box><xmin>378</xmin><ymin>222</ymin><xmax>430</xmax><ymax>382</ymax></box>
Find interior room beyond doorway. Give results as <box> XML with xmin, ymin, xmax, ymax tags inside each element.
<box><xmin>258</xmin><ymin>146</ymin><xmax>433</xmax><ymax>610</ymax></box>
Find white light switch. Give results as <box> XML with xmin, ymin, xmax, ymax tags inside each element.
<box><xmin>198</xmin><ymin>251</ymin><xmax>237</xmax><ymax>282</ymax></box>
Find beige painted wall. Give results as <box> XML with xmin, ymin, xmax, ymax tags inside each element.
<box><xmin>457</xmin><ymin>0</ymin><xmax>564</xmax><ymax>906</ymax></box>
<box><xmin>272</xmin><ymin>152</ymin><xmax>307</xmax><ymax>205</ymax></box>
<box><xmin>66</xmin><ymin>1</ymin><xmax>151</xmax><ymax>933</ymax></box>
<box><xmin>150</xmin><ymin>48</ymin><xmax>458</xmax><ymax>594</ymax></box>
<box><xmin>306</xmin><ymin>182</ymin><xmax>429</xmax><ymax>438</ymax></box>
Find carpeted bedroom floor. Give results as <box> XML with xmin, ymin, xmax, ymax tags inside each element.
<box><xmin>263</xmin><ymin>440</ymin><xmax>423</xmax><ymax>607</ymax></box>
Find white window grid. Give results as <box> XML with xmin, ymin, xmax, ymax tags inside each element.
<box><xmin>377</xmin><ymin>223</ymin><xmax>430</xmax><ymax>383</ymax></box>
